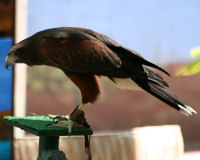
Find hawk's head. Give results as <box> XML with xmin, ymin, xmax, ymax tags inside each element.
<box><xmin>5</xmin><ymin>38</ymin><xmax>39</xmax><ymax>68</ymax></box>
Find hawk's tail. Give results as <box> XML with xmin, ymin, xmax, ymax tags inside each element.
<box><xmin>132</xmin><ymin>77</ymin><xmax>197</xmax><ymax>116</ymax></box>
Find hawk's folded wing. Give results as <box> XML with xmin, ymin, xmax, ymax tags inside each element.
<box><xmin>41</xmin><ymin>34</ymin><xmax>122</xmax><ymax>74</ymax></box>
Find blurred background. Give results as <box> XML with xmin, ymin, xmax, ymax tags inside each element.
<box><xmin>1</xmin><ymin>0</ymin><xmax>200</xmax><ymax>159</ymax></box>
<box><xmin>0</xmin><ymin>0</ymin><xmax>14</xmax><ymax>160</ymax></box>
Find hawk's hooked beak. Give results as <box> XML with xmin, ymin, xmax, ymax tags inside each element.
<box><xmin>5</xmin><ymin>54</ymin><xmax>19</xmax><ymax>69</ymax></box>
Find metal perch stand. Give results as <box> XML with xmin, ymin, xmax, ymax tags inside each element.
<box><xmin>4</xmin><ymin>116</ymin><xmax>93</xmax><ymax>160</ymax></box>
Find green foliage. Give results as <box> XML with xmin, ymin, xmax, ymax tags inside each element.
<box><xmin>177</xmin><ymin>47</ymin><xmax>200</xmax><ymax>75</ymax></box>
<box><xmin>190</xmin><ymin>47</ymin><xmax>200</xmax><ymax>58</ymax></box>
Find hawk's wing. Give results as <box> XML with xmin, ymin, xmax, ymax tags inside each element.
<box><xmin>70</xmin><ymin>27</ymin><xmax>170</xmax><ymax>76</ymax></box>
<box><xmin>40</xmin><ymin>30</ymin><xmax>122</xmax><ymax>74</ymax></box>
<box><xmin>40</xmin><ymin>27</ymin><xmax>169</xmax><ymax>76</ymax></box>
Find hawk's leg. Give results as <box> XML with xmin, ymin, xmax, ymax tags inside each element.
<box><xmin>48</xmin><ymin>74</ymin><xmax>100</xmax><ymax>132</ymax></box>
<box><xmin>47</xmin><ymin>104</ymin><xmax>89</xmax><ymax>133</ymax></box>
<box><xmin>70</xmin><ymin>104</ymin><xmax>90</xmax><ymax>127</ymax></box>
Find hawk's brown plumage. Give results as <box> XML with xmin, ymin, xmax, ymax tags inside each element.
<box><xmin>67</xmin><ymin>74</ymin><xmax>101</xmax><ymax>104</ymax></box>
<box><xmin>5</xmin><ymin>27</ymin><xmax>196</xmax><ymax>116</ymax></box>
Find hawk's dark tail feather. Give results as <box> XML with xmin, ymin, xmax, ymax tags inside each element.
<box><xmin>132</xmin><ymin>77</ymin><xmax>197</xmax><ymax>116</ymax></box>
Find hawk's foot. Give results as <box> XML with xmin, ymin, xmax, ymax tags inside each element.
<box><xmin>70</xmin><ymin>104</ymin><xmax>90</xmax><ymax>128</ymax></box>
<box><xmin>47</xmin><ymin>105</ymin><xmax>90</xmax><ymax>133</ymax></box>
<box><xmin>47</xmin><ymin>114</ymin><xmax>73</xmax><ymax>133</ymax></box>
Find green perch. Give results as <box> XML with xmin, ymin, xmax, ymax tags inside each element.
<box><xmin>4</xmin><ymin>116</ymin><xmax>93</xmax><ymax>160</ymax></box>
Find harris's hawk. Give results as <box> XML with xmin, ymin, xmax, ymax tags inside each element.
<box><xmin>5</xmin><ymin>27</ymin><xmax>196</xmax><ymax>131</ymax></box>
